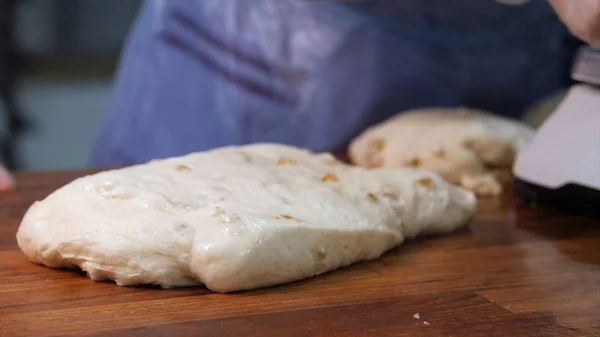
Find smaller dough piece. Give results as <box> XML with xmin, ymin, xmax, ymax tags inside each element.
<box><xmin>348</xmin><ymin>107</ymin><xmax>535</xmax><ymax>197</ymax></box>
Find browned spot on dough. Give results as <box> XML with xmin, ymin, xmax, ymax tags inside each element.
<box><xmin>407</xmin><ymin>158</ymin><xmax>422</xmax><ymax>168</ymax></box>
<box><xmin>364</xmin><ymin>139</ymin><xmax>386</xmax><ymax>168</ymax></box>
<box><xmin>311</xmin><ymin>247</ymin><xmax>327</xmax><ymax>262</ymax></box>
<box><xmin>367</xmin><ymin>192</ymin><xmax>378</xmax><ymax>201</ymax></box>
<box><xmin>463</xmin><ymin>139</ymin><xmax>476</xmax><ymax>149</ymax></box>
<box><xmin>434</xmin><ymin>148</ymin><xmax>445</xmax><ymax>158</ymax></box>
<box><xmin>176</xmin><ymin>164</ymin><xmax>192</xmax><ymax>172</ymax></box>
<box><xmin>321</xmin><ymin>173</ymin><xmax>339</xmax><ymax>182</ymax></box>
<box><xmin>280</xmin><ymin>214</ymin><xmax>294</xmax><ymax>220</ymax></box>
<box><xmin>371</xmin><ymin>139</ymin><xmax>386</xmax><ymax>152</ymax></box>
<box><xmin>276</xmin><ymin>157</ymin><xmax>297</xmax><ymax>166</ymax></box>
<box><xmin>316</xmin><ymin>251</ymin><xmax>326</xmax><ymax>262</ymax></box>
<box><xmin>417</xmin><ymin>177</ymin><xmax>433</xmax><ymax>188</ymax></box>
<box><xmin>274</xmin><ymin>216</ymin><xmax>282</xmax><ymax>220</ymax></box>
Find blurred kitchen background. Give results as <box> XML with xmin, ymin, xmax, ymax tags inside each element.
<box><xmin>1</xmin><ymin>0</ymin><xmax>141</xmax><ymax>171</ymax></box>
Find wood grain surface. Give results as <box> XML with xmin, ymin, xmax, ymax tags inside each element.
<box><xmin>1</xmin><ymin>169</ymin><xmax>599</xmax><ymax>337</ymax></box>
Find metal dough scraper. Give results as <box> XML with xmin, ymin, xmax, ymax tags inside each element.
<box><xmin>514</xmin><ymin>46</ymin><xmax>600</xmax><ymax>215</ymax></box>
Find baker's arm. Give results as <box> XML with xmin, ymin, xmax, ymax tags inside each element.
<box><xmin>548</xmin><ymin>0</ymin><xmax>600</xmax><ymax>48</ymax></box>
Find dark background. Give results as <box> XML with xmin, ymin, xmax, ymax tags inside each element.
<box><xmin>1</xmin><ymin>0</ymin><xmax>140</xmax><ymax>171</ymax></box>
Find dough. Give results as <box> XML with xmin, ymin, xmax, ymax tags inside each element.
<box><xmin>16</xmin><ymin>144</ymin><xmax>476</xmax><ymax>293</ymax></box>
<box><xmin>348</xmin><ymin>108</ymin><xmax>535</xmax><ymax>196</ymax></box>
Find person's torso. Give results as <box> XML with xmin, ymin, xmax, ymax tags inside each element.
<box><xmin>91</xmin><ymin>0</ymin><xmax>572</xmax><ymax>167</ymax></box>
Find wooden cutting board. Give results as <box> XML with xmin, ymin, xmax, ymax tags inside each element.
<box><xmin>1</xmin><ymin>169</ymin><xmax>599</xmax><ymax>337</ymax></box>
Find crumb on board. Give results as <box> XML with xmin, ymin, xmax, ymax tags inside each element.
<box><xmin>423</xmin><ymin>321</ymin><xmax>429</xmax><ymax>325</ymax></box>
<box><xmin>413</xmin><ymin>313</ymin><xmax>420</xmax><ymax>320</ymax></box>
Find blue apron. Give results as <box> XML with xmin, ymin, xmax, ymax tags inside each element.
<box><xmin>90</xmin><ymin>0</ymin><xmax>571</xmax><ymax>167</ymax></box>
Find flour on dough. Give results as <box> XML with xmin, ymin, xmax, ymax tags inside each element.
<box><xmin>17</xmin><ymin>144</ymin><xmax>476</xmax><ymax>293</ymax></box>
<box><xmin>348</xmin><ymin>107</ymin><xmax>535</xmax><ymax>196</ymax></box>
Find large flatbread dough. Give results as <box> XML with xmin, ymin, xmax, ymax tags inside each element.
<box><xmin>348</xmin><ymin>108</ymin><xmax>535</xmax><ymax>196</ymax></box>
<box><xmin>17</xmin><ymin>144</ymin><xmax>476</xmax><ymax>293</ymax></box>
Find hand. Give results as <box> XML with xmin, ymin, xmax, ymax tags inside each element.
<box><xmin>548</xmin><ymin>0</ymin><xmax>600</xmax><ymax>48</ymax></box>
<box><xmin>0</xmin><ymin>164</ymin><xmax>16</xmax><ymax>191</ymax></box>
